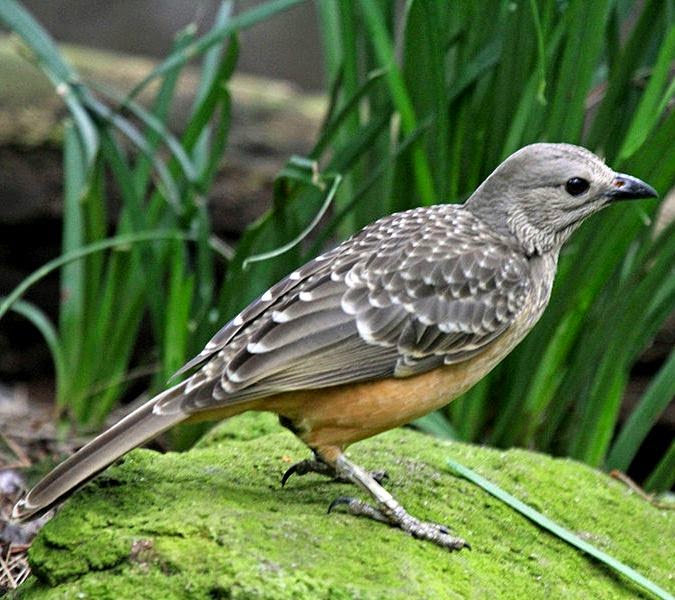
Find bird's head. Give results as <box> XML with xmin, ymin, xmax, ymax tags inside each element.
<box><xmin>465</xmin><ymin>143</ymin><xmax>657</xmax><ymax>255</ymax></box>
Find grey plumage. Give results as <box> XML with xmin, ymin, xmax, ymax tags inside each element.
<box><xmin>163</xmin><ymin>205</ymin><xmax>531</xmax><ymax>411</ymax></box>
<box><xmin>12</xmin><ymin>143</ymin><xmax>658</xmax><ymax>525</ymax></box>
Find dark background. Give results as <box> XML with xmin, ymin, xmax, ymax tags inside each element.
<box><xmin>21</xmin><ymin>0</ymin><xmax>325</xmax><ymax>90</ymax></box>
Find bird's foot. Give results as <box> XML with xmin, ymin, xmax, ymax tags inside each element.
<box><xmin>281</xmin><ymin>459</ymin><xmax>388</xmax><ymax>486</ymax></box>
<box><xmin>328</xmin><ymin>496</ymin><xmax>468</xmax><ymax>551</ymax></box>
<box><xmin>281</xmin><ymin>459</ymin><xmax>335</xmax><ymax>486</ymax></box>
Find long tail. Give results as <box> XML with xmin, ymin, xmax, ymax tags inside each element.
<box><xmin>12</xmin><ymin>383</ymin><xmax>189</xmax><ymax>523</ymax></box>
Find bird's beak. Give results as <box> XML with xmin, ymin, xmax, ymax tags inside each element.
<box><xmin>608</xmin><ymin>173</ymin><xmax>658</xmax><ymax>201</ymax></box>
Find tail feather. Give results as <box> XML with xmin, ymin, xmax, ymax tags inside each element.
<box><xmin>11</xmin><ymin>383</ymin><xmax>188</xmax><ymax>523</ymax></box>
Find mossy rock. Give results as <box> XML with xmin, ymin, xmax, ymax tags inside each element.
<box><xmin>16</xmin><ymin>413</ymin><xmax>674</xmax><ymax>599</ymax></box>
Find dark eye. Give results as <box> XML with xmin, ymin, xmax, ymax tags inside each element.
<box><xmin>565</xmin><ymin>177</ymin><xmax>590</xmax><ymax>196</ymax></box>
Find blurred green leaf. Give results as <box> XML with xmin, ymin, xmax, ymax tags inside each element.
<box><xmin>618</xmin><ymin>23</ymin><xmax>675</xmax><ymax>160</ymax></box>
<box><xmin>0</xmin><ymin>0</ymin><xmax>98</xmax><ymax>170</ymax></box>
<box><xmin>127</xmin><ymin>0</ymin><xmax>305</xmax><ymax>100</ymax></box>
<box><xmin>0</xmin><ymin>231</ymin><xmax>193</xmax><ymax>322</ymax></box>
<box><xmin>607</xmin><ymin>349</ymin><xmax>675</xmax><ymax>472</ymax></box>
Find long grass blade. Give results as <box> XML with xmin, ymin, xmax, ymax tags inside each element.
<box><xmin>58</xmin><ymin>123</ymin><xmax>88</xmax><ymax>379</ymax></box>
<box><xmin>162</xmin><ymin>241</ymin><xmax>195</xmax><ymax>381</ymax></box>
<box><xmin>243</xmin><ymin>165</ymin><xmax>342</xmax><ymax>268</ymax></box>
<box><xmin>447</xmin><ymin>459</ymin><xmax>674</xmax><ymax>600</ymax></box>
<box><xmin>644</xmin><ymin>441</ymin><xmax>675</xmax><ymax>492</ymax></box>
<box><xmin>7</xmin><ymin>300</ymin><xmax>66</xmax><ymax>398</ymax></box>
<box><xmin>126</xmin><ymin>0</ymin><xmax>305</xmax><ymax>101</ymax></box>
<box><xmin>357</xmin><ymin>0</ymin><xmax>436</xmax><ymax>205</ymax></box>
<box><xmin>84</xmin><ymin>96</ymin><xmax>182</xmax><ymax>209</ymax></box>
<box><xmin>412</xmin><ymin>411</ymin><xmax>457</xmax><ymax>440</ymax></box>
<box><xmin>606</xmin><ymin>349</ymin><xmax>675</xmax><ymax>471</ymax></box>
<box><xmin>88</xmin><ymin>81</ymin><xmax>198</xmax><ymax>186</ymax></box>
<box><xmin>0</xmin><ymin>0</ymin><xmax>98</xmax><ymax>168</ymax></box>
<box><xmin>618</xmin><ymin>23</ymin><xmax>675</xmax><ymax>160</ymax></box>
<box><xmin>545</xmin><ymin>0</ymin><xmax>612</xmax><ymax>141</ymax></box>
<box><xmin>587</xmin><ymin>0</ymin><xmax>665</xmax><ymax>155</ymax></box>
<box><xmin>0</xmin><ymin>231</ymin><xmax>194</xmax><ymax>322</ymax></box>
<box><xmin>305</xmin><ymin>117</ymin><xmax>432</xmax><ymax>258</ymax></box>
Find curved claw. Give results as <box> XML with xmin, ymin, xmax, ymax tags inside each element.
<box><xmin>371</xmin><ymin>470</ymin><xmax>389</xmax><ymax>485</ymax></box>
<box><xmin>281</xmin><ymin>458</ymin><xmax>336</xmax><ymax>487</ymax></box>
<box><xmin>282</xmin><ymin>459</ymin><xmax>389</xmax><ymax>488</ymax></box>
<box><xmin>327</xmin><ymin>496</ymin><xmax>354</xmax><ymax>514</ymax></box>
<box><xmin>280</xmin><ymin>464</ymin><xmax>300</xmax><ymax>487</ymax></box>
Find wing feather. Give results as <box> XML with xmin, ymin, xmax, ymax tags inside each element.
<box><xmin>158</xmin><ymin>205</ymin><xmax>532</xmax><ymax>415</ymax></box>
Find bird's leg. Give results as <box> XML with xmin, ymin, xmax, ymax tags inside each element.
<box><xmin>281</xmin><ymin>452</ymin><xmax>388</xmax><ymax>486</ymax></box>
<box><xmin>326</xmin><ymin>453</ymin><xmax>467</xmax><ymax>551</ymax></box>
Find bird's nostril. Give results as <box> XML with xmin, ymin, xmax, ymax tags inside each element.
<box><xmin>613</xmin><ymin>179</ymin><xmax>625</xmax><ymax>188</ymax></box>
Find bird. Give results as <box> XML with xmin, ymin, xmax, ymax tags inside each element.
<box><xmin>12</xmin><ymin>143</ymin><xmax>657</xmax><ymax>550</ymax></box>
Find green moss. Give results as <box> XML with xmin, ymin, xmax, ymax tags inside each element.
<box><xmin>195</xmin><ymin>411</ymin><xmax>282</xmax><ymax>445</ymax></box>
<box><xmin>18</xmin><ymin>415</ymin><xmax>674</xmax><ymax>599</ymax></box>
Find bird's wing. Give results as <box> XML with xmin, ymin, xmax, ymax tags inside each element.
<box><xmin>157</xmin><ymin>205</ymin><xmax>531</xmax><ymax>415</ymax></box>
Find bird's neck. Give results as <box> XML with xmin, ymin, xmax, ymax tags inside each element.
<box><xmin>504</xmin><ymin>205</ymin><xmax>562</xmax><ymax>256</ymax></box>
<box><xmin>464</xmin><ymin>194</ymin><xmax>562</xmax><ymax>258</ymax></box>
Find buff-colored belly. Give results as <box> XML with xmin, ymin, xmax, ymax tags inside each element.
<box><xmin>261</xmin><ymin>324</ymin><xmax>525</xmax><ymax>450</ymax></box>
